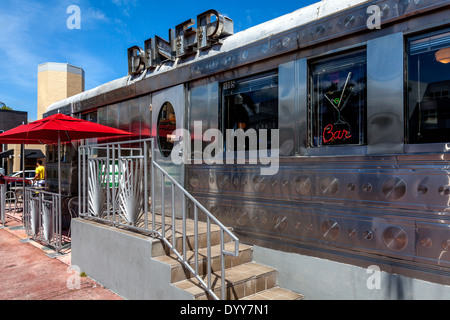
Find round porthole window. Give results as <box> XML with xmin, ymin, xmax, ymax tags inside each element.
<box><xmin>157</xmin><ymin>102</ymin><xmax>176</xmax><ymax>157</ymax></box>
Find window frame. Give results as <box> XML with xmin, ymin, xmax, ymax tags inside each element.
<box><xmin>307</xmin><ymin>49</ymin><xmax>368</xmax><ymax>151</ymax></box>
<box><xmin>219</xmin><ymin>70</ymin><xmax>280</xmax><ymax>155</ymax></box>
<box><xmin>405</xmin><ymin>27</ymin><xmax>450</xmax><ymax>147</ymax></box>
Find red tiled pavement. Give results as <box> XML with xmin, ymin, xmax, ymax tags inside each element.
<box><xmin>0</xmin><ymin>214</ymin><xmax>123</xmax><ymax>301</ymax></box>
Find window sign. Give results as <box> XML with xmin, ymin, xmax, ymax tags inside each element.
<box><xmin>310</xmin><ymin>51</ymin><xmax>367</xmax><ymax>147</ymax></box>
<box><xmin>407</xmin><ymin>29</ymin><xmax>450</xmax><ymax>144</ymax></box>
<box><xmin>99</xmin><ymin>161</ymin><xmax>122</xmax><ymax>188</ymax></box>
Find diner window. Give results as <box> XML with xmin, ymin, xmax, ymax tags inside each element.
<box><xmin>81</xmin><ymin>111</ymin><xmax>98</xmax><ymax>123</ymax></box>
<box><xmin>310</xmin><ymin>50</ymin><xmax>367</xmax><ymax>147</ymax></box>
<box><xmin>407</xmin><ymin>29</ymin><xmax>450</xmax><ymax>144</ymax></box>
<box><xmin>222</xmin><ymin>72</ymin><xmax>279</xmax><ymax>151</ymax></box>
<box><xmin>157</xmin><ymin>102</ymin><xmax>176</xmax><ymax>157</ymax></box>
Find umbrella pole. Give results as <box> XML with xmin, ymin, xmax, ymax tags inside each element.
<box><xmin>58</xmin><ymin>134</ymin><xmax>61</xmax><ymax>251</ymax></box>
<box><xmin>22</xmin><ymin>144</ymin><xmax>25</xmax><ymax>218</ymax></box>
<box><xmin>58</xmin><ymin>135</ymin><xmax>61</xmax><ymax>196</ymax></box>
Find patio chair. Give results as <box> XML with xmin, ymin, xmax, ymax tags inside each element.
<box><xmin>5</xmin><ymin>190</ymin><xmax>17</xmax><ymax>214</ymax></box>
<box><xmin>14</xmin><ymin>188</ymin><xmax>24</xmax><ymax>214</ymax></box>
<box><xmin>66</xmin><ymin>196</ymin><xmax>79</xmax><ymax>238</ymax></box>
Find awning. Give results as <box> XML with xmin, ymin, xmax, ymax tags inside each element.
<box><xmin>0</xmin><ymin>149</ymin><xmax>45</xmax><ymax>159</ymax></box>
<box><xmin>0</xmin><ymin>149</ymin><xmax>14</xmax><ymax>159</ymax></box>
<box><xmin>24</xmin><ymin>149</ymin><xmax>46</xmax><ymax>159</ymax></box>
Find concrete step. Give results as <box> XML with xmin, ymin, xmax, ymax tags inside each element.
<box><xmin>150</xmin><ymin>217</ymin><xmax>233</xmax><ymax>257</ymax></box>
<box><xmin>240</xmin><ymin>286</ymin><xmax>305</xmax><ymax>300</ymax></box>
<box><xmin>154</xmin><ymin>242</ymin><xmax>253</xmax><ymax>283</ymax></box>
<box><xmin>150</xmin><ymin>216</ymin><xmax>304</xmax><ymax>300</ymax></box>
<box><xmin>173</xmin><ymin>262</ymin><xmax>278</xmax><ymax>300</ymax></box>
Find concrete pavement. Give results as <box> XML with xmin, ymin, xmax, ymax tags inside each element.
<box><xmin>0</xmin><ymin>213</ymin><xmax>123</xmax><ymax>300</ymax></box>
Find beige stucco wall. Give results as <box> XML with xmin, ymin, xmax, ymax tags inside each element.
<box><xmin>37</xmin><ymin>67</ymin><xmax>84</xmax><ymax>120</ymax></box>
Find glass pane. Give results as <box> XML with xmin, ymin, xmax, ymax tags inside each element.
<box><xmin>223</xmin><ymin>73</ymin><xmax>279</xmax><ymax>151</ymax></box>
<box><xmin>408</xmin><ymin>30</ymin><xmax>450</xmax><ymax>144</ymax></box>
<box><xmin>157</xmin><ymin>102</ymin><xmax>176</xmax><ymax>157</ymax></box>
<box><xmin>310</xmin><ymin>51</ymin><xmax>367</xmax><ymax>147</ymax></box>
<box><xmin>81</xmin><ymin>111</ymin><xmax>97</xmax><ymax>123</ymax></box>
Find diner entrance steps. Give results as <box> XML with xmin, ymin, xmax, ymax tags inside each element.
<box><xmin>151</xmin><ymin>218</ymin><xmax>304</xmax><ymax>300</ymax></box>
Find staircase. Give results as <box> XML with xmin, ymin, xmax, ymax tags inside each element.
<box><xmin>152</xmin><ymin>218</ymin><xmax>304</xmax><ymax>300</ymax></box>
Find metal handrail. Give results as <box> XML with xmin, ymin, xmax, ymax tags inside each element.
<box><xmin>151</xmin><ymin>159</ymin><xmax>240</xmax><ymax>300</ymax></box>
<box><xmin>78</xmin><ymin>138</ymin><xmax>240</xmax><ymax>300</ymax></box>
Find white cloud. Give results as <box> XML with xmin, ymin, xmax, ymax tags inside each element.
<box><xmin>85</xmin><ymin>8</ymin><xmax>109</xmax><ymax>22</ymax></box>
<box><xmin>111</xmin><ymin>0</ymin><xmax>139</xmax><ymax>17</ymax></box>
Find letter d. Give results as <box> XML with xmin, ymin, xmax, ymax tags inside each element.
<box><xmin>224</xmin><ymin>305</ymin><xmax>232</xmax><ymax>315</ymax></box>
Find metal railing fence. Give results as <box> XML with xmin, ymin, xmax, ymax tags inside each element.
<box><xmin>78</xmin><ymin>139</ymin><xmax>150</xmax><ymax>230</ymax></box>
<box><xmin>78</xmin><ymin>138</ymin><xmax>240</xmax><ymax>300</ymax></box>
<box><xmin>23</xmin><ymin>188</ymin><xmax>63</xmax><ymax>252</ymax></box>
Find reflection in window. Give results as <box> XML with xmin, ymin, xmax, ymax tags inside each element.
<box><xmin>310</xmin><ymin>50</ymin><xmax>367</xmax><ymax>147</ymax></box>
<box><xmin>81</xmin><ymin>111</ymin><xmax>98</xmax><ymax>123</ymax></box>
<box><xmin>408</xmin><ymin>29</ymin><xmax>450</xmax><ymax>144</ymax></box>
<box><xmin>157</xmin><ymin>102</ymin><xmax>176</xmax><ymax>157</ymax></box>
<box><xmin>222</xmin><ymin>73</ymin><xmax>279</xmax><ymax>151</ymax></box>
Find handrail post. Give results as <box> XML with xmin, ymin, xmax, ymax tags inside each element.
<box><xmin>182</xmin><ymin>194</ymin><xmax>186</xmax><ymax>263</ymax></box>
<box><xmin>144</xmin><ymin>140</ymin><xmax>148</xmax><ymax>230</ymax></box>
<box><xmin>161</xmin><ymin>171</ymin><xmax>165</xmax><ymax>239</ymax></box>
<box><xmin>151</xmin><ymin>141</ymin><xmax>156</xmax><ymax>235</ymax></box>
<box><xmin>171</xmin><ymin>182</ymin><xmax>176</xmax><ymax>249</ymax></box>
<box><xmin>194</xmin><ymin>205</ymin><xmax>198</xmax><ymax>276</ymax></box>
<box><xmin>106</xmin><ymin>145</ymin><xmax>111</xmax><ymax>222</ymax></box>
<box><xmin>221</xmin><ymin>230</ymin><xmax>225</xmax><ymax>300</ymax></box>
<box><xmin>207</xmin><ymin>215</ymin><xmax>211</xmax><ymax>291</ymax></box>
<box><xmin>112</xmin><ymin>145</ymin><xmax>116</xmax><ymax>225</ymax></box>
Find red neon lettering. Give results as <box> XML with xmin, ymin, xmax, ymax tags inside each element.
<box><xmin>323</xmin><ymin>124</ymin><xmax>352</xmax><ymax>144</ymax></box>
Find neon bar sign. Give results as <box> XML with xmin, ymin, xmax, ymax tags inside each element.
<box><xmin>323</xmin><ymin>124</ymin><xmax>352</xmax><ymax>144</ymax></box>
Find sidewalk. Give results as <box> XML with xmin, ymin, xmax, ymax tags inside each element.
<box><xmin>0</xmin><ymin>213</ymin><xmax>123</xmax><ymax>300</ymax></box>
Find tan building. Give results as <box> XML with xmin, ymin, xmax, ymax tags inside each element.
<box><xmin>4</xmin><ymin>63</ymin><xmax>85</xmax><ymax>174</ymax></box>
<box><xmin>37</xmin><ymin>63</ymin><xmax>85</xmax><ymax>120</ymax></box>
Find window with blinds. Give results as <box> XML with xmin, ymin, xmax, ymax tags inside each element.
<box><xmin>408</xmin><ymin>28</ymin><xmax>450</xmax><ymax>144</ymax></box>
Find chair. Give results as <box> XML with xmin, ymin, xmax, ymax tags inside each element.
<box><xmin>5</xmin><ymin>190</ymin><xmax>17</xmax><ymax>214</ymax></box>
<box><xmin>14</xmin><ymin>188</ymin><xmax>24</xmax><ymax>214</ymax></box>
<box><xmin>66</xmin><ymin>197</ymin><xmax>79</xmax><ymax>238</ymax></box>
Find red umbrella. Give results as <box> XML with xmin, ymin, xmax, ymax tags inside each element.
<box><xmin>0</xmin><ymin>113</ymin><xmax>133</xmax><ymax>194</ymax></box>
<box><xmin>0</xmin><ymin>113</ymin><xmax>133</xmax><ymax>142</ymax></box>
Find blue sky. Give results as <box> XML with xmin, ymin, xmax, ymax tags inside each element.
<box><xmin>0</xmin><ymin>0</ymin><xmax>317</xmax><ymax>121</ymax></box>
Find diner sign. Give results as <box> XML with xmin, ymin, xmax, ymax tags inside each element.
<box><xmin>128</xmin><ymin>10</ymin><xmax>234</xmax><ymax>75</ymax></box>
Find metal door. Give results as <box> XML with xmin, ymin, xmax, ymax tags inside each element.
<box><xmin>151</xmin><ymin>85</ymin><xmax>186</xmax><ymax>218</ymax></box>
